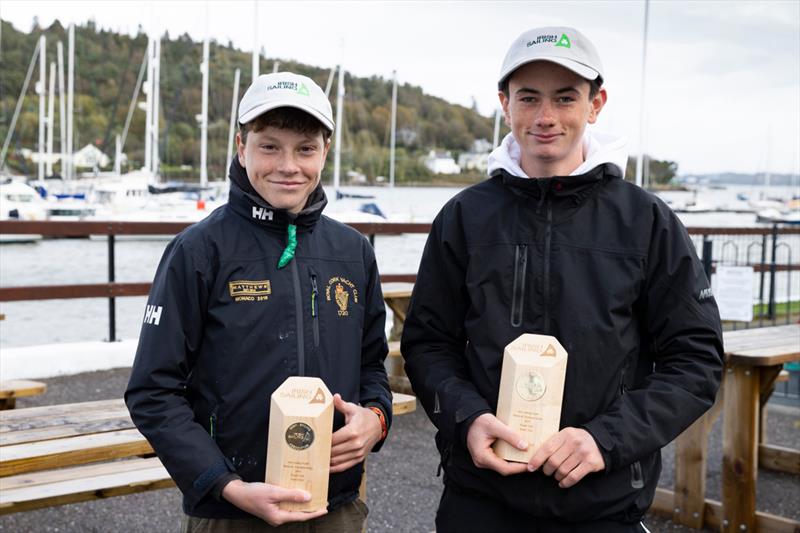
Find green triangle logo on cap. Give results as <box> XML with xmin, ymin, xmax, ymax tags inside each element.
<box><xmin>297</xmin><ymin>83</ymin><xmax>310</xmax><ymax>96</ymax></box>
<box><xmin>556</xmin><ymin>34</ymin><xmax>571</xmax><ymax>48</ymax></box>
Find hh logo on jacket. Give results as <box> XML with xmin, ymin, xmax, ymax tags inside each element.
<box><xmin>251</xmin><ymin>206</ymin><xmax>274</xmax><ymax>221</ymax></box>
<box><xmin>143</xmin><ymin>304</ymin><xmax>163</xmax><ymax>326</ymax></box>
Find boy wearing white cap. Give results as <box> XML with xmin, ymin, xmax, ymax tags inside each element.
<box><xmin>127</xmin><ymin>72</ymin><xmax>391</xmax><ymax>532</ymax></box>
<box><xmin>402</xmin><ymin>27</ymin><xmax>723</xmax><ymax>532</ymax></box>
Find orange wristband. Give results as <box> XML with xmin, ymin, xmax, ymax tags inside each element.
<box><xmin>368</xmin><ymin>406</ymin><xmax>388</xmax><ymax>441</ymax></box>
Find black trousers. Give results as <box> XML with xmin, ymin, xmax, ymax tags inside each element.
<box><xmin>435</xmin><ymin>484</ymin><xmax>648</xmax><ymax>533</ymax></box>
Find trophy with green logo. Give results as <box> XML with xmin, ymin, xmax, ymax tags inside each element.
<box><xmin>493</xmin><ymin>334</ymin><xmax>568</xmax><ymax>463</ymax></box>
<box><xmin>265</xmin><ymin>376</ymin><xmax>334</xmax><ymax>511</ymax></box>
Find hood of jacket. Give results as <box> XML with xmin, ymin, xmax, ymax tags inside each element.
<box><xmin>487</xmin><ymin>129</ymin><xmax>628</xmax><ymax>179</ymax></box>
<box><xmin>227</xmin><ymin>155</ymin><xmax>327</xmax><ymax>234</ymax></box>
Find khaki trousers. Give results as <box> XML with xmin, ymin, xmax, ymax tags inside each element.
<box><xmin>181</xmin><ymin>499</ymin><xmax>368</xmax><ymax>533</ymax></box>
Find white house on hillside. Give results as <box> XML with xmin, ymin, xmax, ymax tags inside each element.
<box><xmin>73</xmin><ymin>144</ymin><xmax>111</xmax><ymax>169</ymax></box>
<box><xmin>458</xmin><ymin>152</ymin><xmax>489</xmax><ymax>173</ymax></box>
<box><xmin>423</xmin><ymin>150</ymin><xmax>460</xmax><ymax>174</ymax></box>
<box><xmin>21</xmin><ymin>144</ymin><xmax>113</xmax><ymax>170</ymax></box>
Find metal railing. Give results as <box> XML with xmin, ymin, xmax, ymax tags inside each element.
<box><xmin>2</xmin><ymin>221</ymin><xmax>798</xmax><ymax>342</ymax></box>
<box><xmin>687</xmin><ymin>226</ymin><xmax>800</xmax><ymax>328</ymax></box>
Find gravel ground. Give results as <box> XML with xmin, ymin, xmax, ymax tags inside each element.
<box><xmin>1</xmin><ymin>368</ymin><xmax>798</xmax><ymax>533</ymax></box>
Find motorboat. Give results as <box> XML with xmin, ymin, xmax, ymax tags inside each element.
<box><xmin>0</xmin><ymin>180</ymin><xmax>46</xmax><ymax>243</ymax></box>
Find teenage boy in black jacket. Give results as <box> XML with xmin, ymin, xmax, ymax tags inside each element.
<box><xmin>402</xmin><ymin>27</ymin><xmax>723</xmax><ymax>533</ymax></box>
<box><xmin>126</xmin><ymin>72</ymin><xmax>391</xmax><ymax>532</ymax></box>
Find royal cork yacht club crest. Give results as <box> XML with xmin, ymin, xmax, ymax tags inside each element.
<box><xmin>325</xmin><ymin>276</ymin><xmax>359</xmax><ymax>316</ymax></box>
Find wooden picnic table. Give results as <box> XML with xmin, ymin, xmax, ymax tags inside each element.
<box><xmin>0</xmin><ymin>393</ymin><xmax>416</xmax><ymax>514</ymax></box>
<box><xmin>382</xmin><ymin>283</ymin><xmax>414</xmax><ymax>394</ymax></box>
<box><xmin>653</xmin><ymin>324</ymin><xmax>800</xmax><ymax>533</ymax></box>
<box><xmin>382</xmin><ymin>282</ymin><xmax>414</xmax><ymax>336</ymax></box>
<box><xmin>0</xmin><ymin>380</ymin><xmax>47</xmax><ymax>410</ymax></box>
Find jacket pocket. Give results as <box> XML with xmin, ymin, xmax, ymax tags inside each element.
<box><xmin>510</xmin><ymin>244</ymin><xmax>528</xmax><ymax>327</ymax></box>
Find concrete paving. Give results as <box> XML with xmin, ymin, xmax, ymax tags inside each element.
<box><xmin>0</xmin><ymin>368</ymin><xmax>797</xmax><ymax>533</ymax></box>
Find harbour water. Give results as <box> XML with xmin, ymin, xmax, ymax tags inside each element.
<box><xmin>1</xmin><ymin>183</ymin><xmax>798</xmax><ymax>349</ymax></box>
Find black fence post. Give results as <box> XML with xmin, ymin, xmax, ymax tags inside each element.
<box><xmin>701</xmin><ymin>236</ymin><xmax>713</xmax><ymax>281</ymax></box>
<box><xmin>108</xmin><ymin>234</ymin><xmax>116</xmax><ymax>342</ymax></box>
<box><xmin>768</xmin><ymin>224</ymin><xmax>778</xmax><ymax>321</ymax></box>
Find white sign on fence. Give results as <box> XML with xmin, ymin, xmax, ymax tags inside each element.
<box><xmin>713</xmin><ymin>265</ymin><xmax>754</xmax><ymax>322</ymax></box>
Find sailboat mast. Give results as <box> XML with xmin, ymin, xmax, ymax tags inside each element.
<box><xmin>389</xmin><ymin>70</ymin><xmax>397</xmax><ymax>188</ymax></box>
<box><xmin>144</xmin><ymin>37</ymin><xmax>153</xmax><ymax>175</ymax></box>
<box><xmin>0</xmin><ymin>37</ymin><xmax>41</xmax><ymax>174</ymax></box>
<box><xmin>324</xmin><ymin>65</ymin><xmax>336</xmax><ymax>97</ymax></box>
<box><xmin>66</xmin><ymin>24</ymin><xmax>74</xmax><ymax>180</ymax></box>
<box><xmin>152</xmin><ymin>38</ymin><xmax>161</xmax><ymax>181</ymax></box>
<box><xmin>635</xmin><ymin>0</ymin><xmax>650</xmax><ymax>188</ymax></box>
<box><xmin>333</xmin><ymin>65</ymin><xmax>345</xmax><ymax>193</ymax></box>
<box><xmin>200</xmin><ymin>38</ymin><xmax>209</xmax><ymax>187</ymax></box>
<box><xmin>119</xmin><ymin>44</ymin><xmax>149</xmax><ymax>169</ymax></box>
<box><xmin>226</xmin><ymin>68</ymin><xmax>241</xmax><ymax>179</ymax></box>
<box><xmin>46</xmin><ymin>61</ymin><xmax>55</xmax><ymax>177</ymax></box>
<box><xmin>57</xmin><ymin>41</ymin><xmax>66</xmax><ymax>176</ymax></box>
<box><xmin>493</xmin><ymin>108</ymin><xmax>502</xmax><ymax>148</ymax></box>
<box><xmin>38</xmin><ymin>35</ymin><xmax>46</xmax><ymax>183</ymax></box>
<box><xmin>252</xmin><ymin>1</ymin><xmax>259</xmax><ymax>80</ymax></box>
<box><xmin>114</xmin><ymin>134</ymin><xmax>122</xmax><ymax>175</ymax></box>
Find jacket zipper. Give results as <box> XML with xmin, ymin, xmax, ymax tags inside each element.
<box><xmin>617</xmin><ymin>365</ymin><xmax>644</xmax><ymax>488</ymax></box>
<box><xmin>209</xmin><ymin>408</ymin><xmax>218</xmax><ymax>441</ymax></box>
<box><xmin>290</xmin><ymin>258</ymin><xmax>306</xmax><ymax>376</ymax></box>
<box><xmin>630</xmin><ymin>460</ymin><xmax>645</xmax><ymax>489</ymax></box>
<box><xmin>543</xmin><ymin>199</ymin><xmax>553</xmax><ymax>334</ymax></box>
<box><xmin>510</xmin><ymin>244</ymin><xmax>527</xmax><ymax>327</ymax></box>
<box><xmin>310</xmin><ymin>272</ymin><xmax>320</xmax><ymax>348</ymax></box>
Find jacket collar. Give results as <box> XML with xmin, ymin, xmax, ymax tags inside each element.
<box><xmin>227</xmin><ymin>156</ymin><xmax>327</xmax><ymax>233</ymax></box>
<box><xmin>493</xmin><ymin>164</ymin><xmax>619</xmax><ymax>216</ymax></box>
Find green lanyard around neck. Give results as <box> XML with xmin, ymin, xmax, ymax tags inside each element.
<box><xmin>277</xmin><ymin>223</ymin><xmax>297</xmax><ymax>269</ymax></box>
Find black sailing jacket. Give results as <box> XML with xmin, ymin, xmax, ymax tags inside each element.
<box><xmin>401</xmin><ymin>164</ymin><xmax>723</xmax><ymax>523</ymax></box>
<box><xmin>125</xmin><ymin>163</ymin><xmax>392</xmax><ymax>518</ymax></box>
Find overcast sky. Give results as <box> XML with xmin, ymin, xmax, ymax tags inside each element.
<box><xmin>2</xmin><ymin>0</ymin><xmax>799</xmax><ymax>176</ymax></box>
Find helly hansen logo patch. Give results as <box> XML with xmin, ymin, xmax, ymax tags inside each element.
<box><xmin>143</xmin><ymin>305</ymin><xmax>163</xmax><ymax>326</ymax></box>
<box><xmin>252</xmin><ymin>206</ymin><xmax>274</xmax><ymax>221</ymax></box>
<box><xmin>697</xmin><ymin>288</ymin><xmax>714</xmax><ymax>302</ymax></box>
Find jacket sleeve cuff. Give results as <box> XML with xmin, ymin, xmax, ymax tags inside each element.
<box><xmin>581</xmin><ymin>418</ymin><xmax>617</xmax><ymax>472</ymax></box>
<box><xmin>211</xmin><ymin>472</ymin><xmax>242</xmax><ymax>501</ymax></box>
<box><xmin>436</xmin><ymin>377</ymin><xmax>492</xmax><ymax>445</ymax></box>
<box><xmin>187</xmin><ymin>456</ymin><xmax>237</xmax><ymax>506</ymax></box>
<box><xmin>456</xmin><ymin>408</ymin><xmax>492</xmax><ymax>448</ymax></box>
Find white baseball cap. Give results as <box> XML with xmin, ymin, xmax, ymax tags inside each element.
<box><xmin>498</xmin><ymin>27</ymin><xmax>604</xmax><ymax>89</ymax></box>
<box><xmin>238</xmin><ymin>72</ymin><xmax>334</xmax><ymax>132</ymax></box>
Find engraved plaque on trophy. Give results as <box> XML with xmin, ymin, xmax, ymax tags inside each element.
<box><xmin>265</xmin><ymin>376</ymin><xmax>334</xmax><ymax>512</ymax></box>
<box><xmin>492</xmin><ymin>334</ymin><xmax>568</xmax><ymax>463</ymax></box>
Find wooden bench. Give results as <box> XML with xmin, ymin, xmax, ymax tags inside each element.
<box><xmin>0</xmin><ymin>393</ymin><xmax>416</xmax><ymax>514</ymax></box>
<box><xmin>651</xmin><ymin>324</ymin><xmax>800</xmax><ymax>533</ymax></box>
<box><xmin>0</xmin><ymin>380</ymin><xmax>47</xmax><ymax>410</ymax></box>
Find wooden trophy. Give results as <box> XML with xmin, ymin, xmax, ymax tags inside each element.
<box><xmin>265</xmin><ymin>376</ymin><xmax>334</xmax><ymax>512</ymax></box>
<box><xmin>492</xmin><ymin>334</ymin><xmax>568</xmax><ymax>463</ymax></box>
